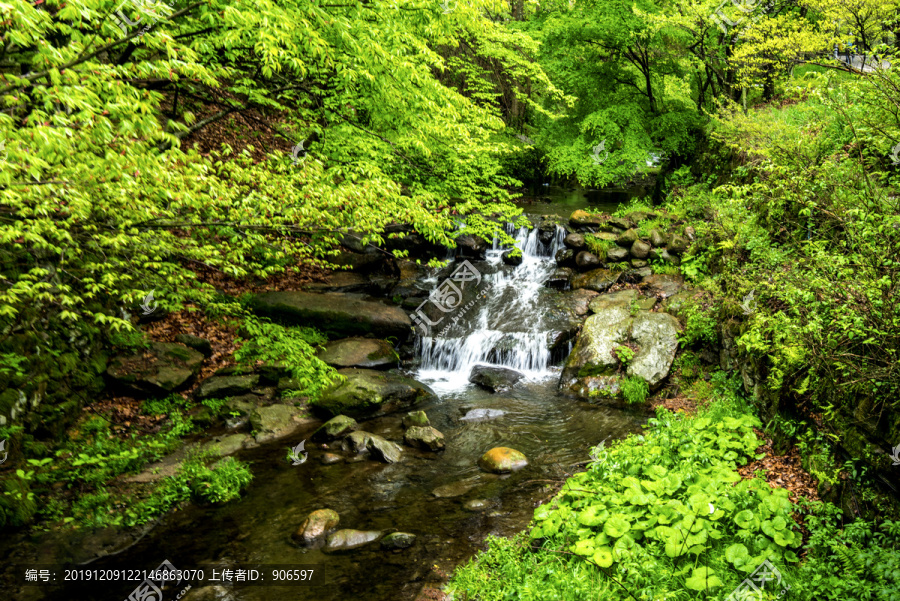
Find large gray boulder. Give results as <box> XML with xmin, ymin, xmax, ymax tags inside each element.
<box><xmin>106</xmin><ymin>342</ymin><xmax>204</xmax><ymax>396</ymax></box>
<box><xmin>250</xmin><ymin>291</ymin><xmax>411</xmax><ymax>339</ymax></box>
<box><xmin>313</xmin><ymin>368</ymin><xmax>436</xmax><ymax>419</ymax></box>
<box><xmin>628</xmin><ymin>312</ymin><xmax>680</xmax><ymax>388</ymax></box>
<box><xmin>317</xmin><ymin>337</ymin><xmax>399</xmax><ymax>370</ymax></box>
<box><xmin>469</xmin><ymin>366</ymin><xmax>523</xmax><ymax>393</ymax></box>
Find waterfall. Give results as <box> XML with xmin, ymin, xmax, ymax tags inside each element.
<box><xmin>414</xmin><ymin>223</ymin><xmax>566</xmax><ymax>393</ymax></box>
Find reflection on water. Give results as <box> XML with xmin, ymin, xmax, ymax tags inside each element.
<box><xmin>515</xmin><ymin>184</ymin><xmax>650</xmax><ymax>219</ymax></box>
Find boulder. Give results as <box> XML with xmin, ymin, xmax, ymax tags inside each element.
<box><xmin>250</xmin><ymin>404</ymin><xmax>306</xmax><ymax>443</ymax></box>
<box><xmin>608</xmin><ymin>217</ymin><xmax>633</xmax><ymax>230</ymax></box>
<box><xmin>666</xmin><ymin>235</ymin><xmax>688</xmax><ymax>255</ymax></box>
<box><xmin>570</xmin><ymin>268</ymin><xmax>620</xmax><ymax>293</ymax></box>
<box><xmin>292</xmin><ymin>508</ymin><xmax>340</xmax><ymax>545</ymax></box>
<box><xmin>605</xmin><ymin>246</ymin><xmax>630</xmax><ymax>263</ymax></box>
<box><xmin>555</xmin><ymin>248</ymin><xmax>575</xmax><ymax>267</ymax></box>
<box><xmin>311</xmin><ymin>415</ymin><xmax>358</xmax><ymax>442</ymax></box>
<box><xmin>455</xmin><ymin>234</ymin><xmax>489</xmax><ymax>260</ymax></box>
<box><xmin>631</xmin><ymin>240</ymin><xmax>651</xmax><ymax>259</ymax></box>
<box><xmin>588</xmin><ymin>289</ymin><xmax>640</xmax><ymax>313</ymax></box>
<box><xmin>538</xmin><ymin>221</ymin><xmax>558</xmax><ymax>244</ymax></box>
<box><xmin>174</xmin><ymin>334</ymin><xmax>212</xmax><ymax>357</ymax></box>
<box><xmin>478</xmin><ymin>447</ymin><xmax>528</xmax><ymax>473</ymax></box>
<box><xmin>469</xmin><ymin>366</ymin><xmax>523</xmax><ymax>393</ymax></box>
<box><xmin>564</xmin><ymin>233</ymin><xmax>586</xmax><ymax>250</ymax></box>
<box><xmin>195</xmin><ymin>375</ymin><xmax>260</xmax><ymax>400</ymax></box>
<box><xmin>251</xmin><ymin>291</ymin><xmax>412</xmax><ymax>339</ymax></box>
<box><xmin>342</xmin><ymin>431</ymin><xmax>403</xmax><ymax>463</ymax></box>
<box><xmin>545</xmin><ymin>267</ymin><xmax>573</xmax><ymax>289</ymax></box>
<box><xmin>330</xmin><ymin>250</ymin><xmax>386</xmax><ymax>273</ymax></box>
<box><xmin>616</xmin><ymin>229</ymin><xmax>639</xmax><ymax>247</ymax></box>
<box><xmin>402</xmin><ymin>410</ymin><xmax>430</xmax><ymax>428</ymax></box>
<box><xmin>649</xmin><ymin>229</ymin><xmax>666</xmax><ymax>247</ymax></box>
<box><xmin>627</xmin><ymin>312</ymin><xmax>680</xmax><ymax>389</ymax></box>
<box><xmin>106</xmin><ymin>342</ymin><xmax>204</xmax><ymax>396</ymax></box>
<box><xmin>630</xmin><ymin>259</ymin><xmax>649</xmax><ymax>269</ymax></box>
<box><xmin>313</xmin><ymin>368</ymin><xmax>437</xmax><ymax>419</ymax></box>
<box><xmin>381</xmin><ymin>532</ymin><xmax>417</xmax><ymax>550</ymax></box>
<box><xmin>404</xmin><ymin>426</ymin><xmax>445</xmax><ymax>451</ymax></box>
<box><xmin>645</xmin><ymin>274</ymin><xmax>685</xmax><ymax>299</ymax></box>
<box><xmin>560</xmin><ymin>303</ymin><xmax>633</xmax><ymax>386</ymax></box>
<box><xmin>620</xmin><ymin>266</ymin><xmax>653</xmax><ymax>284</ymax></box>
<box><xmin>502</xmin><ymin>250</ymin><xmax>523</xmax><ymax>266</ymax></box>
<box><xmin>569</xmin><ymin>210</ymin><xmax>604</xmax><ymax>229</ymax></box>
<box><xmin>660</xmin><ymin>249</ymin><xmax>681</xmax><ymax>265</ymax></box>
<box><xmin>323</xmin><ymin>529</ymin><xmax>383</xmax><ymax>554</ymax></box>
<box><xmin>317</xmin><ymin>338</ymin><xmax>400</xmax><ymax>370</ymax></box>
<box><xmin>575</xmin><ymin>251</ymin><xmax>601</xmax><ymax>270</ymax></box>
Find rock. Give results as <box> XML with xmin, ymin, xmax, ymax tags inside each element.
<box><xmin>660</xmin><ymin>249</ymin><xmax>681</xmax><ymax>266</ymax></box>
<box><xmin>342</xmin><ymin>431</ymin><xmax>403</xmax><ymax>463</ymax></box>
<box><xmin>432</xmin><ymin>480</ymin><xmax>479</xmax><ymax>497</ymax></box>
<box><xmin>469</xmin><ymin>366</ymin><xmax>523</xmax><ymax>393</ymax></box>
<box><xmin>317</xmin><ymin>338</ymin><xmax>400</xmax><ymax>370</ymax></box>
<box><xmin>649</xmin><ymin>229</ymin><xmax>666</xmax><ymax>247</ymax></box>
<box><xmin>575</xmin><ymin>251</ymin><xmax>601</xmax><ymax>270</ymax></box>
<box><xmin>608</xmin><ymin>217</ymin><xmax>633</xmax><ymax>230</ymax></box>
<box><xmin>404</xmin><ymin>426</ymin><xmax>445</xmax><ymax>451</ymax></box>
<box><xmin>593</xmin><ymin>231</ymin><xmax>619</xmax><ymax>242</ymax></box>
<box><xmin>330</xmin><ymin>250</ymin><xmax>386</xmax><ymax>273</ymax></box>
<box><xmin>502</xmin><ymin>250</ymin><xmax>523</xmax><ymax>266</ymax></box>
<box><xmin>620</xmin><ymin>266</ymin><xmax>652</xmax><ymax>284</ymax></box>
<box><xmin>666</xmin><ymin>235</ymin><xmax>688</xmax><ymax>255</ymax></box>
<box><xmin>181</xmin><ymin>586</ymin><xmax>237</xmax><ymax>601</ymax></box>
<box><xmin>250</xmin><ymin>291</ymin><xmax>412</xmax><ymax>339</ymax></box>
<box><xmin>320</xmin><ymin>452</ymin><xmax>343</xmax><ymax>465</ymax></box>
<box><xmin>402</xmin><ymin>410</ymin><xmax>430</xmax><ymax>428</ymax></box>
<box><xmin>106</xmin><ymin>342</ymin><xmax>204</xmax><ymax>396</ymax></box>
<box><xmin>631</xmin><ymin>240</ymin><xmax>651</xmax><ymax>259</ymax></box>
<box><xmin>311</xmin><ymin>415</ymin><xmax>358</xmax><ymax>442</ymax></box>
<box><xmin>292</xmin><ymin>508</ymin><xmax>340</xmax><ymax>545</ymax></box>
<box><xmin>200</xmin><ymin>433</ymin><xmax>252</xmax><ymax>457</ymax></box>
<box><xmin>381</xmin><ymin>532</ymin><xmax>417</xmax><ymax>550</ymax></box>
<box><xmin>174</xmin><ymin>334</ymin><xmax>213</xmax><ymax>357</ymax></box>
<box><xmin>464</xmin><ymin>499</ymin><xmax>494</xmax><ymax>511</ymax></box>
<box><xmin>538</xmin><ymin>221</ymin><xmax>558</xmax><ymax>244</ymax></box>
<box><xmin>313</xmin><ymin>368</ymin><xmax>437</xmax><ymax>419</ymax></box>
<box><xmin>455</xmin><ymin>234</ymin><xmax>489</xmax><ymax>260</ymax></box>
<box><xmin>195</xmin><ymin>375</ymin><xmax>260</xmax><ymax>400</ymax></box>
<box><xmin>460</xmin><ymin>408</ymin><xmax>507</xmax><ymax>422</ymax></box>
<box><xmin>250</xmin><ymin>404</ymin><xmax>306</xmax><ymax>443</ymax></box>
<box><xmin>560</xmin><ymin>303</ymin><xmax>633</xmax><ymax>386</ymax></box>
<box><xmin>588</xmin><ymin>289</ymin><xmax>640</xmax><ymax>313</ymax></box>
<box><xmin>564</xmin><ymin>233</ymin><xmax>586</xmax><ymax>249</ymax></box>
<box><xmin>302</xmin><ymin>271</ymin><xmax>381</xmax><ymax>294</ymax></box>
<box><xmin>569</xmin><ymin>209</ymin><xmax>604</xmax><ymax>228</ymax></box>
<box><xmin>478</xmin><ymin>447</ymin><xmax>528</xmax><ymax>473</ymax></box>
<box><xmin>605</xmin><ymin>246</ymin><xmax>630</xmax><ymax>263</ymax></box>
<box><xmin>545</xmin><ymin>267</ymin><xmax>573</xmax><ymax>289</ymax></box>
<box><xmin>645</xmin><ymin>274</ymin><xmax>685</xmax><ymax>299</ymax></box>
<box><xmin>627</xmin><ymin>312</ymin><xmax>680</xmax><ymax>389</ymax></box>
<box><xmin>630</xmin><ymin>259</ymin><xmax>648</xmax><ymax>268</ymax></box>
<box><xmin>570</xmin><ymin>268</ymin><xmax>620</xmax><ymax>293</ymax></box>
<box><xmin>684</xmin><ymin>226</ymin><xmax>696</xmax><ymax>240</ymax></box>
<box><xmin>555</xmin><ymin>248</ymin><xmax>575</xmax><ymax>267</ymax></box>
<box><xmin>616</xmin><ymin>229</ymin><xmax>638</xmax><ymax>247</ymax></box>
<box><xmin>323</xmin><ymin>529</ymin><xmax>383</xmax><ymax>553</ymax></box>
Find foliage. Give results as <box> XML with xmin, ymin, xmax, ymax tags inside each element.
<box><xmin>620</xmin><ymin>375</ymin><xmax>649</xmax><ymax>404</ymax></box>
<box><xmin>613</xmin><ymin>345</ymin><xmax>635</xmax><ymax>366</ymax></box>
<box><xmin>449</xmin><ymin>396</ymin><xmax>810</xmax><ymax>600</ymax></box>
<box><xmin>677</xmin><ymin>300</ymin><xmax>719</xmax><ymax>347</ymax></box>
<box><xmin>177</xmin><ymin>456</ymin><xmax>253</xmax><ymax>505</ymax></box>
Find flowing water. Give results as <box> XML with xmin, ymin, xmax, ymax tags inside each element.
<box><xmin>2</xmin><ymin>206</ymin><xmax>645</xmax><ymax>601</ymax></box>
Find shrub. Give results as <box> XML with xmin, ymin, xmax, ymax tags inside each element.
<box><xmin>620</xmin><ymin>376</ymin><xmax>649</xmax><ymax>404</ymax></box>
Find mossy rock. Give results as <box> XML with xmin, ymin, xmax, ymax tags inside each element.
<box><xmin>317</xmin><ymin>338</ymin><xmax>400</xmax><ymax>370</ymax></box>
<box><xmin>312</xmin><ymin>368</ymin><xmax>437</xmax><ymax>419</ymax></box>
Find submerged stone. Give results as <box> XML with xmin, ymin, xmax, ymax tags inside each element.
<box><xmin>323</xmin><ymin>529</ymin><xmax>382</xmax><ymax>553</ymax></box>
<box><xmin>292</xmin><ymin>508</ymin><xmax>340</xmax><ymax>545</ymax></box>
<box><xmin>380</xmin><ymin>532</ymin><xmax>417</xmax><ymax>550</ymax></box>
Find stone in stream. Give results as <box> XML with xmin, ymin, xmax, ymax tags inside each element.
<box><xmin>381</xmin><ymin>532</ymin><xmax>417</xmax><ymax>550</ymax></box>
<box><xmin>311</xmin><ymin>414</ymin><xmax>358</xmax><ymax>442</ymax></box>
<box><xmin>342</xmin><ymin>431</ymin><xmax>403</xmax><ymax>463</ymax></box>
<box><xmin>469</xmin><ymin>366</ymin><xmax>523</xmax><ymax>393</ymax></box>
<box><xmin>460</xmin><ymin>408</ymin><xmax>507</xmax><ymax>422</ymax></box>
<box><xmin>317</xmin><ymin>337</ymin><xmax>400</xmax><ymax>370</ymax></box>
<box><xmin>292</xmin><ymin>508</ymin><xmax>340</xmax><ymax>546</ymax></box>
<box><xmin>575</xmin><ymin>251</ymin><xmax>601</xmax><ymax>270</ymax></box>
<box><xmin>455</xmin><ymin>233</ymin><xmax>490</xmax><ymax>260</ymax></box>
<box><xmin>323</xmin><ymin>529</ymin><xmax>383</xmax><ymax>554</ymax></box>
<box><xmin>250</xmin><ymin>291</ymin><xmax>412</xmax><ymax>339</ymax></box>
<box><xmin>249</xmin><ymin>404</ymin><xmax>308</xmax><ymax>443</ymax></box>
<box><xmin>564</xmin><ymin>233</ymin><xmax>586</xmax><ymax>250</ymax></box>
<box><xmin>464</xmin><ymin>499</ymin><xmax>494</xmax><ymax>511</ymax></box>
<box><xmin>313</xmin><ymin>368</ymin><xmax>437</xmax><ymax>419</ymax></box>
<box><xmin>554</xmin><ymin>248</ymin><xmax>575</xmax><ymax>267</ymax></box>
<box><xmin>181</xmin><ymin>586</ymin><xmax>237</xmax><ymax>601</ymax></box>
<box><xmin>432</xmin><ymin>480</ymin><xmax>479</xmax><ymax>498</ymax></box>
<box><xmin>502</xmin><ymin>249</ymin><xmax>524</xmax><ymax>266</ymax></box>
<box><xmin>320</xmin><ymin>452</ymin><xmax>343</xmax><ymax>465</ymax></box>
<box><xmin>478</xmin><ymin>447</ymin><xmax>528</xmax><ymax>473</ymax></box>
<box><xmin>404</xmin><ymin>426</ymin><xmax>445</xmax><ymax>452</ymax></box>
<box><xmin>195</xmin><ymin>374</ymin><xmax>260</xmax><ymax>400</ymax></box>
<box><xmin>106</xmin><ymin>342</ymin><xmax>204</xmax><ymax>396</ymax></box>
<box><xmin>402</xmin><ymin>410</ymin><xmax>430</xmax><ymax>428</ymax></box>
<box><xmin>545</xmin><ymin>267</ymin><xmax>574</xmax><ymax>289</ymax></box>
<box><xmin>538</xmin><ymin>220</ymin><xmax>558</xmax><ymax>244</ymax></box>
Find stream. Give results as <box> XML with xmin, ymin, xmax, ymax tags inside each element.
<box><xmin>3</xmin><ymin>188</ymin><xmax>648</xmax><ymax>601</ymax></box>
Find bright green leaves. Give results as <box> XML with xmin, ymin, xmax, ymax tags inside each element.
<box><xmin>603</xmin><ymin>514</ymin><xmax>632</xmax><ymax>538</ymax></box>
<box><xmin>684</xmin><ymin>567</ymin><xmax>724</xmax><ymax>591</ymax></box>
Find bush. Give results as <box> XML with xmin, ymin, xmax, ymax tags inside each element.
<box><xmin>620</xmin><ymin>376</ymin><xmax>649</xmax><ymax>404</ymax></box>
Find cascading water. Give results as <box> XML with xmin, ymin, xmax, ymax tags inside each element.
<box><xmin>415</xmin><ymin>223</ymin><xmax>567</xmax><ymax>393</ymax></box>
